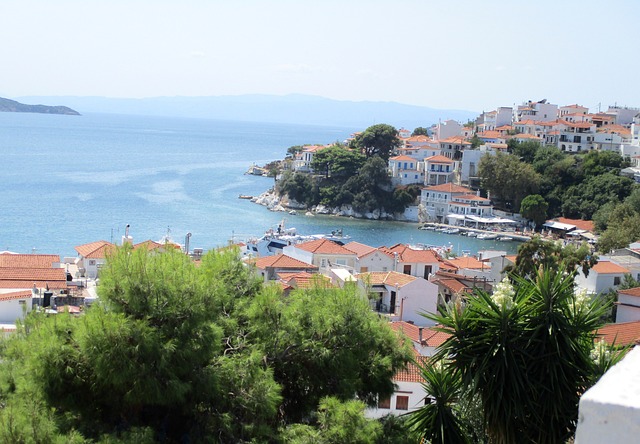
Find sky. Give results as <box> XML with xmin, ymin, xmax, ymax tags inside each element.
<box><xmin>1</xmin><ymin>0</ymin><xmax>638</xmax><ymax>113</ymax></box>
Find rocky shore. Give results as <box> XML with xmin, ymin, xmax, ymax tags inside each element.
<box><xmin>252</xmin><ymin>190</ymin><xmax>397</xmax><ymax>220</ymax></box>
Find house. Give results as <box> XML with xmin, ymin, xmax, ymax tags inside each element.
<box><xmin>442</xmin><ymin>256</ymin><xmax>492</xmax><ymax>280</ymax></box>
<box><xmin>388</xmin><ymin>155</ymin><xmax>423</xmax><ymax>185</ymax></box>
<box><xmin>575</xmin><ymin>261</ymin><xmax>630</xmax><ymax>295</ymax></box>
<box><xmin>438</xmin><ymin>136</ymin><xmax>471</xmax><ymax>160</ymax></box>
<box><xmin>390</xmin><ymin>321</ymin><xmax>451</xmax><ymax>356</ymax></box>
<box><xmin>291</xmin><ymin>145</ymin><xmax>327</xmax><ymax>172</ymax></box>
<box><xmin>423</xmin><ymin>155</ymin><xmax>455</xmax><ymax>186</ymax></box>
<box><xmin>276</xmin><ymin>271</ymin><xmax>333</xmax><ymax>295</ymax></box>
<box><xmin>616</xmin><ymin>287</ymin><xmax>640</xmax><ymax>324</ymax></box>
<box><xmin>283</xmin><ymin>238</ymin><xmax>357</xmax><ymax>273</ymax></box>
<box><xmin>75</xmin><ymin>240</ymin><xmax>115</xmax><ymax>279</ymax></box>
<box><xmin>366</xmin><ymin>357</ymin><xmax>429</xmax><ymax>419</ymax></box>
<box><xmin>356</xmin><ymin>270</ymin><xmax>438</xmax><ymax>325</ymax></box>
<box><xmin>251</xmin><ymin>254</ymin><xmax>318</xmax><ymax>282</ymax></box>
<box><xmin>343</xmin><ymin>242</ymin><xmax>395</xmax><ymax>274</ymax></box>
<box><xmin>0</xmin><ymin>290</ymin><xmax>33</xmax><ymax>323</ymax></box>
<box><xmin>420</xmin><ymin>183</ymin><xmax>493</xmax><ymax>223</ymax></box>
<box><xmin>431</xmin><ymin>270</ymin><xmax>493</xmax><ymax>304</ymax></box>
<box><xmin>382</xmin><ymin>243</ymin><xmax>441</xmax><ymax>279</ymax></box>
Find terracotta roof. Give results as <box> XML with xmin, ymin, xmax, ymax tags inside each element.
<box><xmin>555</xmin><ymin>217</ymin><xmax>595</xmax><ymax>232</ymax></box>
<box><xmin>596</xmin><ymin>321</ymin><xmax>640</xmax><ymax>347</ymax></box>
<box><xmin>0</xmin><ymin>290</ymin><xmax>33</xmax><ymax>302</ymax></box>
<box><xmin>515</xmin><ymin>119</ymin><xmax>537</xmax><ymax>125</ymax></box>
<box><xmin>514</xmin><ymin>133</ymin><xmax>542</xmax><ymax>139</ymax></box>
<box><xmin>390</xmin><ymin>155</ymin><xmax>417</xmax><ymax>162</ymax></box>
<box><xmin>343</xmin><ymin>241</ymin><xmax>378</xmax><ymax>258</ymax></box>
<box><xmin>454</xmin><ymin>194</ymin><xmax>489</xmax><ymax>202</ymax></box>
<box><xmin>254</xmin><ymin>254</ymin><xmax>317</xmax><ymax>270</ymax></box>
<box><xmin>423</xmin><ymin>183</ymin><xmax>472</xmax><ymax>194</ymax></box>
<box><xmin>495</xmin><ymin>125</ymin><xmax>513</xmax><ymax>131</ymax></box>
<box><xmin>477</xmin><ymin>131</ymin><xmax>503</xmax><ymax>139</ymax></box>
<box><xmin>394</xmin><ymin>356</ymin><xmax>430</xmax><ymax>383</ymax></box>
<box><xmin>443</xmin><ymin>256</ymin><xmax>488</xmax><ymax>270</ymax></box>
<box><xmin>406</xmin><ymin>135</ymin><xmax>431</xmax><ymax>142</ymax></box>
<box><xmin>294</xmin><ymin>239</ymin><xmax>355</xmax><ymax>255</ymax></box>
<box><xmin>391</xmin><ymin>321</ymin><xmax>452</xmax><ymax>347</ymax></box>
<box><xmin>0</xmin><ymin>267</ymin><xmax>67</xmax><ymax>290</ymax></box>
<box><xmin>439</xmin><ymin>136</ymin><xmax>471</xmax><ymax>144</ymax></box>
<box><xmin>356</xmin><ymin>271</ymin><xmax>417</xmax><ymax>288</ymax></box>
<box><xmin>383</xmin><ymin>244</ymin><xmax>440</xmax><ymax>264</ymax></box>
<box><xmin>592</xmin><ymin>261</ymin><xmax>629</xmax><ymax>275</ymax></box>
<box><xmin>433</xmin><ymin>278</ymin><xmax>469</xmax><ymax>294</ymax></box>
<box><xmin>0</xmin><ymin>254</ymin><xmax>60</xmax><ymax>268</ymax></box>
<box><xmin>424</xmin><ymin>155</ymin><xmax>454</xmax><ymax>163</ymax></box>
<box><xmin>618</xmin><ymin>287</ymin><xmax>640</xmax><ymax>298</ymax></box>
<box><xmin>285</xmin><ymin>273</ymin><xmax>332</xmax><ymax>289</ymax></box>
<box><xmin>75</xmin><ymin>241</ymin><xmax>115</xmax><ymax>259</ymax></box>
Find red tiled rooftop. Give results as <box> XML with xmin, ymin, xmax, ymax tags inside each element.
<box><xmin>254</xmin><ymin>254</ymin><xmax>317</xmax><ymax>270</ymax></box>
<box><xmin>596</xmin><ymin>321</ymin><xmax>640</xmax><ymax>347</ymax></box>
<box><xmin>555</xmin><ymin>217</ymin><xmax>595</xmax><ymax>233</ymax></box>
<box><xmin>592</xmin><ymin>261</ymin><xmax>629</xmax><ymax>275</ymax></box>
<box><xmin>444</xmin><ymin>256</ymin><xmax>489</xmax><ymax>270</ymax></box>
<box><xmin>433</xmin><ymin>278</ymin><xmax>469</xmax><ymax>294</ymax></box>
<box><xmin>0</xmin><ymin>253</ymin><xmax>60</xmax><ymax>268</ymax></box>
<box><xmin>423</xmin><ymin>183</ymin><xmax>472</xmax><ymax>194</ymax></box>
<box><xmin>75</xmin><ymin>241</ymin><xmax>115</xmax><ymax>259</ymax></box>
<box><xmin>391</xmin><ymin>321</ymin><xmax>452</xmax><ymax>348</ymax></box>
<box><xmin>384</xmin><ymin>244</ymin><xmax>440</xmax><ymax>264</ymax></box>
<box><xmin>294</xmin><ymin>239</ymin><xmax>355</xmax><ymax>255</ymax></box>
<box><xmin>356</xmin><ymin>271</ymin><xmax>416</xmax><ymax>288</ymax></box>
<box><xmin>343</xmin><ymin>241</ymin><xmax>378</xmax><ymax>258</ymax></box>
<box><xmin>424</xmin><ymin>155</ymin><xmax>454</xmax><ymax>163</ymax></box>
<box><xmin>0</xmin><ymin>290</ymin><xmax>33</xmax><ymax>302</ymax></box>
<box><xmin>618</xmin><ymin>287</ymin><xmax>640</xmax><ymax>298</ymax></box>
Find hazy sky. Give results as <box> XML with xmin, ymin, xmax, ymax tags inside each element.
<box><xmin>1</xmin><ymin>0</ymin><xmax>638</xmax><ymax>112</ymax></box>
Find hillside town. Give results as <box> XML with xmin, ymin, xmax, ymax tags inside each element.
<box><xmin>3</xmin><ymin>100</ymin><xmax>640</xmax><ymax>442</ymax></box>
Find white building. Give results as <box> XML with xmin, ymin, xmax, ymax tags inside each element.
<box><xmin>420</xmin><ymin>182</ymin><xmax>493</xmax><ymax>223</ymax></box>
<box><xmin>574</xmin><ymin>261</ymin><xmax>630</xmax><ymax>295</ymax></box>
<box><xmin>616</xmin><ymin>287</ymin><xmax>640</xmax><ymax>323</ymax></box>
<box><xmin>388</xmin><ymin>155</ymin><xmax>423</xmax><ymax>185</ymax></box>
<box><xmin>424</xmin><ymin>155</ymin><xmax>455</xmax><ymax>186</ymax></box>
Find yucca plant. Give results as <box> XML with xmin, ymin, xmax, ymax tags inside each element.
<box><xmin>405</xmin><ymin>360</ymin><xmax>469</xmax><ymax>444</ymax></box>
<box><xmin>423</xmin><ymin>267</ymin><xmax>612</xmax><ymax>444</ymax></box>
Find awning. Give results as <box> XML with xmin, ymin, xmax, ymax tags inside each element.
<box><xmin>543</xmin><ymin>221</ymin><xmax>576</xmax><ymax>231</ymax></box>
<box><xmin>465</xmin><ymin>215</ymin><xmax>516</xmax><ymax>224</ymax></box>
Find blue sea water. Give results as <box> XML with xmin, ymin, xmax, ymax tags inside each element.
<box><xmin>0</xmin><ymin>112</ymin><xmax>518</xmax><ymax>258</ymax></box>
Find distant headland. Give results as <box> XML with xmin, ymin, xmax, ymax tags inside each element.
<box><xmin>0</xmin><ymin>97</ymin><xmax>80</xmax><ymax>115</ymax></box>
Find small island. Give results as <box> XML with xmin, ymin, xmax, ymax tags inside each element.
<box><xmin>0</xmin><ymin>97</ymin><xmax>80</xmax><ymax>115</ymax></box>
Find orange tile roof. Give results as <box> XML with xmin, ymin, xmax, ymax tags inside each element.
<box><xmin>391</xmin><ymin>321</ymin><xmax>452</xmax><ymax>347</ymax></box>
<box><xmin>596</xmin><ymin>321</ymin><xmax>640</xmax><ymax>347</ymax></box>
<box><xmin>343</xmin><ymin>241</ymin><xmax>378</xmax><ymax>258</ymax></box>
<box><xmin>515</xmin><ymin>119</ymin><xmax>537</xmax><ymax>125</ymax></box>
<box><xmin>406</xmin><ymin>135</ymin><xmax>431</xmax><ymax>142</ymax></box>
<box><xmin>287</xmin><ymin>273</ymin><xmax>332</xmax><ymax>289</ymax></box>
<box><xmin>254</xmin><ymin>254</ymin><xmax>317</xmax><ymax>270</ymax></box>
<box><xmin>394</xmin><ymin>356</ymin><xmax>430</xmax><ymax>383</ymax></box>
<box><xmin>477</xmin><ymin>130</ymin><xmax>503</xmax><ymax>139</ymax></box>
<box><xmin>555</xmin><ymin>217</ymin><xmax>595</xmax><ymax>232</ymax></box>
<box><xmin>617</xmin><ymin>287</ymin><xmax>640</xmax><ymax>298</ymax></box>
<box><xmin>433</xmin><ymin>278</ymin><xmax>469</xmax><ymax>294</ymax></box>
<box><xmin>454</xmin><ymin>194</ymin><xmax>489</xmax><ymax>202</ymax></box>
<box><xmin>75</xmin><ymin>241</ymin><xmax>115</xmax><ymax>259</ymax></box>
<box><xmin>423</xmin><ymin>183</ymin><xmax>472</xmax><ymax>194</ymax></box>
<box><xmin>0</xmin><ymin>268</ymin><xmax>67</xmax><ymax>290</ymax></box>
<box><xmin>384</xmin><ymin>244</ymin><xmax>440</xmax><ymax>264</ymax></box>
<box><xmin>592</xmin><ymin>261</ymin><xmax>629</xmax><ymax>275</ymax></box>
<box><xmin>390</xmin><ymin>155</ymin><xmax>417</xmax><ymax>162</ymax></box>
<box><xmin>294</xmin><ymin>239</ymin><xmax>355</xmax><ymax>255</ymax></box>
<box><xmin>0</xmin><ymin>290</ymin><xmax>33</xmax><ymax>301</ymax></box>
<box><xmin>439</xmin><ymin>136</ymin><xmax>471</xmax><ymax>144</ymax></box>
<box><xmin>444</xmin><ymin>256</ymin><xmax>489</xmax><ymax>270</ymax></box>
<box><xmin>0</xmin><ymin>254</ymin><xmax>60</xmax><ymax>268</ymax></box>
<box><xmin>514</xmin><ymin>133</ymin><xmax>542</xmax><ymax>139</ymax></box>
<box><xmin>356</xmin><ymin>271</ymin><xmax>416</xmax><ymax>288</ymax></box>
<box><xmin>424</xmin><ymin>155</ymin><xmax>454</xmax><ymax>163</ymax></box>
<box><xmin>495</xmin><ymin>125</ymin><xmax>513</xmax><ymax>131</ymax></box>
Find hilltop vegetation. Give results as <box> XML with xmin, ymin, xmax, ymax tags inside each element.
<box><xmin>0</xmin><ymin>97</ymin><xmax>80</xmax><ymax>115</ymax></box>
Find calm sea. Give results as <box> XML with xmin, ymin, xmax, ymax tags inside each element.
<box><xmin>0</xmin><ymin>112</ymin><xmax>518</xmax><ymax>258</ymax></box>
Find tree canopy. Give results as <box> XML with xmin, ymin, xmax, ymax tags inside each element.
<box><xmin>350</xmin><ymin>124</ymin><xmax>401</xmax><ymax>161</ymax></box>
<box><xmin>411</xmin><ymin>127</ymin><xmax>429</xmax><ymax>137</ymax></box>
<box><xmin>0</xmin><ymin>246</ymin><xmax>412</xmax><ymax>442</ymax></box>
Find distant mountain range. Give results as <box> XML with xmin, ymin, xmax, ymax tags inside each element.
<box><xmin>15</xmin><ymin>94</ymin><xmax>476</xmax><ymax>129</ymax></box>
<box><xmin>0</xmin><ymin>97</ymin><xmax>80</xmax><ymax>115</ymax></box>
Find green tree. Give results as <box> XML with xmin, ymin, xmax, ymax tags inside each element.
<box><xmin>279</xmin><ymin>171</ymin><xmax>314</xmax><ymax>205</ymax></box>
<box><xmin>350</xmin><ymin>124</ymin><xmax>401</xmax><ymax>161</ymax></box>
<box><xmin>469</xmin><ymin>134</ymin><xmax>482</xmax><ymax>149</ymax></box>
<box><xmin>509</xmin><ymin>140</ymin><xmax>541</xmax><ymax>163</ymax></box>
<box><xmin>519</xmin><ymin>194</ymin><xmax>548</xmax><ymax>228</ymax></box>
<box><xmin>428</xmin><ymin>269</ymin><xmax>616</xmax><ymax>444</ymax></box>
<box><xmin>509</xmin><ymin>235</ymin><xmax>597</xmax><ymax>278</ymax></box>
<box><xmin>411</xmin><ymin>127</ymin><xmax>429</xmax><ymax>136</ymax></box>
<box><xmin>287</xmin><ymin>145</ymin><xmax>304</xmax><ymax>157</ymax></box>
<box><xmin>310</xmin><ymin>144</ymin><xmax>365</xmax><ymax>180</ymax></box>
<box><xmin>478</xmin><ymin>152</ymin><xmax>541</xmax><ymax>211</ymax></box>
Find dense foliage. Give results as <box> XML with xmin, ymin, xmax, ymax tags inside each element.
<box><xmin>278</xmin><ymin>137</ymin><xmax>420</xmax><ymax>215</ymax></box>
<box><xmin>410</xmin><ymin>267</ymin><xmax>625</xmax><ymax>444</ymax></box>
<box><xmin>349</xmin><ymin>124</ymin><xmax>401</xmax><ymax>161</ymax></box>
<box><xmin>0</xmin><ymin>246</ymin><xmax>412</xmax><ymax>443</ymax></box>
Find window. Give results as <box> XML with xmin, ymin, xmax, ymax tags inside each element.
<box><xmin>19</xmin><ymin>300</ymin><xmax>26</xmax><ymax>305</ymax></box>
<box><xmin>360</xmin><ymin>266</ymin><xmax>368</xmax><ymax>273</ymax></box>
<box><xmin>89</xmin><ymin>260</ymin><xmax>96</xmax><ymax>266</ymax></box>
<box><xmin>424</xmin><ymin>265</ymin><xmax>432</xmax><ymax>279</ymax></box>
<box><xmin>614</xmin><ymin>276</ymin><xmax>621</xmax><ymax>286</ymax></box>
<box><xmin>378</xmin><ymin>397</ymin><xmax>391</xmax><ymax>409</ymax></box>
<box><xmin>396</xmin><ymin>395</ymin><xmax>409</xmax><ymax>410</ymax></box>
<box><xmin>403</xmin><ymin>265</ymin><xmax>411</xmax><ymax>275</ymax></box>
<box><xmin>321</xmin><ymin>259</ymin><xmax>327</xmax><ymax>267</ymax></box>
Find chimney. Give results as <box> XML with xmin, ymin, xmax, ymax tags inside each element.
<box><xmin>418</xmin><ymin>327</ymin><xmax>424</xmax><ymax>344</ymax></box>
